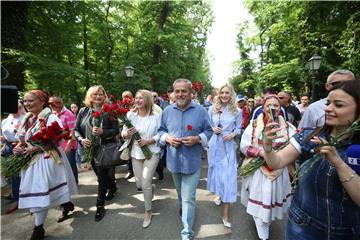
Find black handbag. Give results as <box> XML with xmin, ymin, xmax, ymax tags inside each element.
<box><xmin>94</xmin><ymin>142</ymin><xmax>128</xmax><ymax>167</ymax></box>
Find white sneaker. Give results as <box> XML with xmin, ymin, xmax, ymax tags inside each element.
<box><xmin>214</xmin><ymin>196</ymin><xmax>221</xmax><ymax>206</ymax></box>
<box><xmin>222</xmin><ymin>218</ymin><xmax>232</xmax><ymax>228</ymax></box>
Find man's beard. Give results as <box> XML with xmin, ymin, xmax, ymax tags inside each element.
<box><xmin>176</xmin><ymin>98</ymin><xmax>190</xmax><ymax>109</ymax></box>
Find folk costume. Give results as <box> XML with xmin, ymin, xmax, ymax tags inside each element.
<box><xmin>240</xmin><ymin>113</ymin><xmax>295</xmax><ymax>240</ymax></box>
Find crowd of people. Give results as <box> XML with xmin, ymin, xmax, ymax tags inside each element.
<box><xmin>1</xmin><ymin>69</ymin><xmax>359</xmax><ymax>240</ymax></box>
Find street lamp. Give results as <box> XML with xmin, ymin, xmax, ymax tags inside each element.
<box><xmin>124</xmin><ymin>65</ymin><xmax>134</xmax><ymax>90</ymax></box>
<box><xmin>308</xmin><ymin>54</ymin><xmax>322</xmax><ymax>102</ymax></box>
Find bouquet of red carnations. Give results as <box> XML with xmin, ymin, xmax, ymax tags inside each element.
<box><xmin>192</xmin><ymin>80</ymin><xmax>204</xmax><ymax>95</ymax></box>
<box><xmin>103</xmin><ymin>95</ymin><xmax>153</xmax><ymax>159</ymax></box>
<box><xmin>82</xmin><ymin>110</ymin><xmax>102</xmax><ymax>163</ymax></box>
<box><xmin>1</xmin><ymin>120</ymin><xmax>71</xmax><ymax>177</ymax></box>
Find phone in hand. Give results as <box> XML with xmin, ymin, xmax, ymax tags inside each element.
<box><xmin>269</xmin><ymin>104</ymin><xmax>279</xmax><ymax>124</ymax></box>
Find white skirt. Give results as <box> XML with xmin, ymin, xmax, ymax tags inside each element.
<box><xmin>240</xmin><ymin>167</ymin><xmax>292</xmax><ymax>223</ymax></box>
<box><xmin>19</xmin><ymin>148</ymin><xmax>78</xmax><ymax>212</ymax></box>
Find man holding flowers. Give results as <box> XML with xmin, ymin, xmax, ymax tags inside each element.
<box><xmin>159</xmin><ymin>78</ymin><xmax>212</xmax><ymax>240</ymax></box>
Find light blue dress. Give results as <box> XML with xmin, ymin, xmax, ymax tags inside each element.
<box><xmin>207</xmin><ymin>105</ymin><xmax>242</xmax><ymax>203</ymax></box>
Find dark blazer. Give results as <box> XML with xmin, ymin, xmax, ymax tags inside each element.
<box><xmin>74</xmin><ymin>106</ymin><xmax>119</xmax><ymax>146</ymax></box>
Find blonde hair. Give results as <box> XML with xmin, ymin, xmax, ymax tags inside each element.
<box><xmin>131</xmin><ymin>89</ymin><xmax>154</xmax><ymax>116</ymax></box>
<box><xmin>213</xmin><ymin>84</ymin><xmax>238</xmax><ymax>115</ymax></box>
<box><xmin>83</xmin><ymin>85</ymin><xmax>108</xmax><ymax>107</ymax></box>
<box><xmin>122</xmin><ymin>90</ymin><xmax>133</xmax><ymax>98</ymax></box>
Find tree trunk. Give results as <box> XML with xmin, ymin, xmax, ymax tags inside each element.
<box><xmin>105</xmin><ymin>3</ymin><xmax>114</xmax><ymax>86</ymax></box>
<box><xmin>150</xmin><ymin>1</ymin><xmax>170</xmax><ymax>91</ymax></box>
<box><xmin>83</xmin><ymin>13</ymin><xmax>90</xmax><ymax>89</ymax></box>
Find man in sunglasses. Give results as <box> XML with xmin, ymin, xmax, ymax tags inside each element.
<box><xmin>299</xmin><ymin>69</ymin><xmax>355</xmax><ymax>129</ymax></box>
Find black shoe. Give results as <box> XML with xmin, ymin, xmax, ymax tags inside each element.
<box><xmin>57</xmin><ymin>202</ymin><xmax>75</xmax><ymax>223</ymax></box>
<box><xmin>30</xmin><ymin>225</ymin><xmax>45</xmax><ymax>240</ymax></box>
<box><xmin>125</xmin><ymin>172</ymin><xmax>134</xmax><ymax>180</ymax></box>
<box><xmin>105</xmin><ymin>187</ymin><xmax>117</xmax><ymax>201</ymax></box>
<box><xmin>95</xmin><ymin>206</ymin><xmax>106</xmax><ymax>222</ymax></box>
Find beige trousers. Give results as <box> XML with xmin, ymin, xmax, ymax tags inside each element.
<box><xmin>131</xmin><ymin>153</ymin><xmax>159</xmax><ymax>211</ymax></box>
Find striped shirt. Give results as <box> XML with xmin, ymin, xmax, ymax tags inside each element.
<box><xmin>54</xmin><ymin>107</ymin><xmax>77</xmax><ymax>150</ymax></box>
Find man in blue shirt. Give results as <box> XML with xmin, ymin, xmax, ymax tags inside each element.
<box><xmin>159</xmin><ymin>78</ymin><xmax>213</xmax><ymax>240</ymax></box>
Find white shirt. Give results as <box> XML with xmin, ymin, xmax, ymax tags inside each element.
<box><xmin>1</xmin><ymin>114</ymin><xmax>25</xmax><ymax>142</ymax></box>
<box><xmin>298</xmin><ymin>98</ymin><xmax>326</xmax><ymax>129</ymax></box>
<box><xmin>122</xmin><ymin>110</ymin><xmax>162</xmax><ymax>159</ymax></box>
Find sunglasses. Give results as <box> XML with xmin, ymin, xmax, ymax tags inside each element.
<box><xmin>329</xmin><ymin>81</ymin><xmax>342</xmax><ymax>86</ymax></box>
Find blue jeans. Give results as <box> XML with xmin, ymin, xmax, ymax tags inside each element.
<box><xmin>11</xmin><ymin>174</ymin><xmax>20</xmax><ymax>201</ymax></box>
<box><xmin>66</xmin><ymin>149</ymin><xmax>78</xmax><ymax>184</ymax></box>
<box><xmin>171</xmin><ymin>169</ymin><xmax>201</xmax><ymax>240</ymax></box>
<box><xmin>286</xmin><ymin>203</ymin><xmax>360</xmax><ymax>240</ymax></box>
<box><xmin>75</xmin><ymin>143</ymin><xmax>82</xmax><ymax>168</ymax></box>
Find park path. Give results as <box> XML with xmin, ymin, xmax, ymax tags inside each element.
<box><xmin>1</xmin><ymin>159</ymin><xmax>286</xmax><ymax>239</ymax></box>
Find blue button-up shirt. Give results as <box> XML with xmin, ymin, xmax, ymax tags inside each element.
<box><xmin>159</xmin><ymin>101</ymin><xmax>213</xmax><ymax>174</ymax></box>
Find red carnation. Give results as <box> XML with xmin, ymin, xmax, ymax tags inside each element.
<box><xmin>92</xmin><ymin>111</ymin><xmax>101</xmax><ymax>118</ymax></box>
<box><xmin>187</xmin><ymin>125</ymin><xmax>193</xmax><ymax>131</ymax></box>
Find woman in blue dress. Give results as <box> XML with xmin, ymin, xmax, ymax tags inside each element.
<box><xmin>207</xmin><ymin>84</ymin><xmax>242</xmax><ymax>228</ymax></box>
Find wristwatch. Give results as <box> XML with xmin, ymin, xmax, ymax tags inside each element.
<box><xmin>198</xmin><ymin>136</ymin><xmax>202</xmax><ymax>144</ymax></box>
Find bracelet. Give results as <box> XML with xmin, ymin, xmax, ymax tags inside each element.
<box><xmin>263</xmin><ymin>144</ymin><xmax>272</xmax><ymax>153</ymax></box>
<box><xmin>340</xmin><ymin>171</ymin><xmax>356</xmax><ymax>183</ymax></box>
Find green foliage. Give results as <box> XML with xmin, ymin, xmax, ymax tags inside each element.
<box><xmin>3</xmin><ymin>1</ymin><xmax>213</xmax><ymax>106</ymax></box>
<box><xmin>232</xmin><ymin>1</ymin><xmax>360</xmax><ymax>100</ymax></box>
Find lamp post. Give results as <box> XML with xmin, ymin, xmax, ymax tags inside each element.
<box><xmin>124</xmin><ymin>65</ymin><xmax>134</xmax><ymax>91</ymax></box>
<box><xmin>308</xmin><ymin>54</ymin><xmax>322</xmax><ymax>102</ymax></box>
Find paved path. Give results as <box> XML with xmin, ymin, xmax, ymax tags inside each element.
<box><xmin>1</xmin><ymin>160</ymin><xmax>286</xmax><ymax>239</ymax></box>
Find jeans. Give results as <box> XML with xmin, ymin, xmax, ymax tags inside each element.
<box><xmin>11</xmin><ymin>174</ymin><xmax>20</xmax><ymax>201</ymax></box>
<box><xmin>156</xmin><ymin>147</ymin><xmax>167</xmax><ymax>176</ymax></box>
<box><xmin>75</xmin><ymin>143</ymin><xmax>82</xmax><ymax>168</ymax></box>
<box><xmin>66</xmin><ymin>149</ymin><xmax>78</xmax><ymax>184</ymax></box>
<box><xmin>286</xmin><ymin>203</ymin><xmax>360</xmax><ymax>240</ymax></box>
<box><xmin>171</xmin><ymin>169</ymin><xmax>201</xmax><ymax>240</ymax></box>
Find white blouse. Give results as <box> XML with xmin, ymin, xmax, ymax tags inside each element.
<box><xmin>1</xmin><ymin>114</ymin><xmax>24</xmax><ymax>142</ymax></box>
<box><xmin>121</xmin><ymin>110</ymin><xmax>162</xmax><ymax>159</ymax></box>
